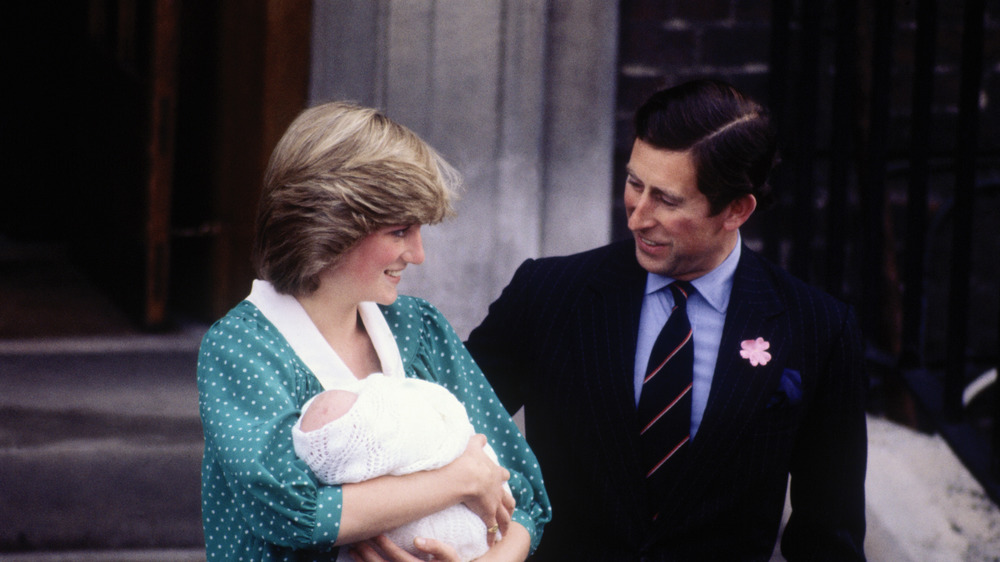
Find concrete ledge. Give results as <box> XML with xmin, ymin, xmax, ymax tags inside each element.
<box><xmin>865</xmin><ymin>416</ymin><xmax>1000</xmax><ymax>560</ymax></box>
<box><xmin>0</xmin><ymin>440</ymin><xmax>203</xmax><ymax>551</ymax></box>
<box><xmin>0</xmin><ymin>344</ymin><xmax>205</xmax><ymax>553</ymax></box>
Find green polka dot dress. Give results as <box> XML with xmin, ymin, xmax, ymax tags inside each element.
<box><xmin>197</xmin><ymin>284</ymin><xmax>551</xmax><ymax>561</ymax></box>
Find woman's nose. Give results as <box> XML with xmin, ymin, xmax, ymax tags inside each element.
<box><xmin>405</xmin><ymin>227</ymin><xmax>425</xmax><ymax>265</ymax></box>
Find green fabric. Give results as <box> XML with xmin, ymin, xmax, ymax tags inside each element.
<box><xmin>198</xmin><ymin>295</ymin><xmax>551</xmax><ymax>561</ymax></box>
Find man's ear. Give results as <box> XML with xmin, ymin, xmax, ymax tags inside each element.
<box><xmin>723</xmin><ymin>194</ymin><xmax>757</xmax><ymax>230</ymax></box>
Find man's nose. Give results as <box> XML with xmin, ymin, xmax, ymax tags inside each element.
<box><xmin>627</xmin><ymin>193</ymin><xmax>653</xmax><ymax>231</ymax></box>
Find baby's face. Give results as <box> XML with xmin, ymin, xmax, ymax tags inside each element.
<box><xmin>299</xmin><ymin>389</ymin><xmax>359</xmax><ymax>432</ymax></box>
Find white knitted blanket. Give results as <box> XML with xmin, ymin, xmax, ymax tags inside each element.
<box><xmin>293</xmin><ymin>374</ymin><xmax>507</xmax><ymax>561</ymax></box>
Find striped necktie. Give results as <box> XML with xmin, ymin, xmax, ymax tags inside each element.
<box><xmin>637</xmin><ymin>280</ymin><xmax>695</xmax><ymax>507</ymax></box>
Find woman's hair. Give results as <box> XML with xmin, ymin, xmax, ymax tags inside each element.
<box><xmin>634</xmin><ymin>79</ymin><xmax>777</xmax><ymax>214</ymax></box>
<box><xmin>253</xmin><ymin>101</ymin><xmax>460</xmax><ymax>296</ymax></box>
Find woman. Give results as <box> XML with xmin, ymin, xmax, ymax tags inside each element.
<box><xmin>197</xmin><ymin>101</ymin><xmax>551</xmax><ymax>561</ymax></box>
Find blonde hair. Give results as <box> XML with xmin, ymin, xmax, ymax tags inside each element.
<box><xmin>253</xmin><ymin>101</ymin><xmax>460</xmax><ymax>296</ymax></box>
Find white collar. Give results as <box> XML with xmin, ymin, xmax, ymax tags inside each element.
<box><xmin>246</xmin><ymin>280</ymin><xmax>406</xmax><ymax>390</ymax></box>
<box><xmin>644</xmin><ymin>232</ymin><xmax>742</xmax><ymax>314</ymax></box>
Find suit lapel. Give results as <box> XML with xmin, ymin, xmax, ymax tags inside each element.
<box><xmin>646</xmin><ymin>249</ymin><xmax>790</xmax><ymax>541</ymax></box>
<box><xmin>694</xmin><ymin>250</ymin><xmax>788</xmax><ymax>447</ymax></box>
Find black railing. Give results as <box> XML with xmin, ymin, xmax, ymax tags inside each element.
<box><xmin>768</xmin><ymin>0</ymin><xmax>999</xmax><ymax>503</ymax></box>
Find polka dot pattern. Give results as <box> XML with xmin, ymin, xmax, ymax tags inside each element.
<box><xmin>197</xmin><ymin>296</ymin><xmax>551</xmax><ymax>560</ymax></box>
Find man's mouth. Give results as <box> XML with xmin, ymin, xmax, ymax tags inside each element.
<box><xmin>638</xmin><ymin>235</ymin><xmax>664</xmax><ymax>247</ymax></box>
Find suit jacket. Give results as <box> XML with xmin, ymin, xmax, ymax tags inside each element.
<box><xmin>466</xmin><ymin>239</ymin><xmax>867</xmax><ymax>561</ymax></box>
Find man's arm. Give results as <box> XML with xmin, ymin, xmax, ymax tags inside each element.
<box><xmin>465</xmin><ymin>259</ymin><xmax>539</xmax><ymax>415</ymax></box>
<box><xmin>781</xmin><ymin>307</ymin><xmax>868</xmax><ymax>561</ymax></box>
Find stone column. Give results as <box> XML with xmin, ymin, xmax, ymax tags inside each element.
<box><xmin>309</xmin><ymin>0</ymin><xmax>618</xmax><ymax>336</ymax></box>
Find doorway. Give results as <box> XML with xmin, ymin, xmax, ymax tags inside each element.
<box><xmin>2</xmin><ymin>0</ymin><xmax>310</xmax><ymax>338</ymax></box>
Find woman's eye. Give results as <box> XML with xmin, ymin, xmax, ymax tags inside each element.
<box><xmin>392</xmin><ymin>227</ymin><xmax>410</xmax><ymax>237</ymax></box>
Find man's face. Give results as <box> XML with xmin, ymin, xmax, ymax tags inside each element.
<box><xmin>624</xmin><ymin>139</ymin><xmax>744</xmax><ymax>281</ymax></box>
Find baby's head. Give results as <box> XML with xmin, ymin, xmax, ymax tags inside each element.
<box><xmin>298</xmin><ymin>389</ymin><xmax>358</xmax><ymax>432</ymax></box>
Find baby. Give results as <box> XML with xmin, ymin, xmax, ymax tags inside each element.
<box><xmin>292</xmin><ymin>373</ymin><xmax>510</xmax><ymax>561</ymax></box>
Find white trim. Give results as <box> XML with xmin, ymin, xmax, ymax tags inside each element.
<box><xmin>963</xmin><ymin>368</ymin><xmax>997</xmax><ymax>407</ymax></box>
<box><xmin>358</xmin><ymin>301</ymin><xmax>405</xmax><ymax>379</ymax></box>
<box><xmin>246</xmin><ymin>280</ymin><xmax>404</xmax><ymax>390</ymax></box>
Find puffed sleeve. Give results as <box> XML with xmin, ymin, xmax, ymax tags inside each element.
<box><xmin>382</xmin><ymin>298</ymin><xmax>553</xmax><ymax>553</ymax></box>
<box><xmin>197</xmin><ymin>304</ymin><xmax>343</xmax><ymax>554</ymax></box>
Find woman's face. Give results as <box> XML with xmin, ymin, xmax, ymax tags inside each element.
<box><xmin>326</xmin><ymin>224</ymin><xmax>425</xmax><ymax>306</ymax></box>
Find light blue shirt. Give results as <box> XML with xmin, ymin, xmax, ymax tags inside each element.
<box><xmin>633</xmin><ymin>235</ymin><xmax>741</xmax><ymax>438</ymax></box>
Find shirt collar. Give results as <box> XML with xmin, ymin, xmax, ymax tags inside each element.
<box><xmin>644</xmin><ymin>232</ymin><xmax>742</xmax><ymax>314</ymax></box>
<box><xmin>245</xmin><ymin>279</ymin><xmax>405</xmax><ymax>390</ymax></box>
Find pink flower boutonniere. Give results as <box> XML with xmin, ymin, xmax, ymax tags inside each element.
<box><xmin>740</xmin><ymin>337</ymin><xmax>772</xmax><ymax>366</ymax></box>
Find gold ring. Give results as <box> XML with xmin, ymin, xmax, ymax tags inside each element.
<box><xmin>488</xmin><ymin>524</ymin><xmax>500</xmax><ymax>534</ymax></box>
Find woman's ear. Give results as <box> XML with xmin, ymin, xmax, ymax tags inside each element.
<box><xmin>723</xmin><ymin>194</ymin><xmax>757</xmax><ymax>230</ymax></box>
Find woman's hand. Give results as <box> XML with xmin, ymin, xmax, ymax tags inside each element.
<box><xmin>446</xmin><ymin>434</ymin><xmax>515</xmax><ymax>545</ymax></box>
<box><xmin>338</xmin><ymin>435</ymin><xmax>514</xmax><ymax>546</ymax></box>
<box><xmin>350</xmin><ymin>535</ymin><xmax>460</xmax><ymax>562</ymax></box>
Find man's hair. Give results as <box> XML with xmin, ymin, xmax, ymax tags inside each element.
<box><xmin>634</xmin><ymin>79</ymin><xmax>777</xmax><ymax>215</ymax></box>
<box><xmin>253</xmin><ymin>101</ymin><xmax>460</xmax><ymax>296</ymax></box>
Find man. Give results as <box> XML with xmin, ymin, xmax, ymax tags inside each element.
<box><xmin>465</xmin><ymin>79</ymin><xmax>867</xmax><ymax>560</ymax></box>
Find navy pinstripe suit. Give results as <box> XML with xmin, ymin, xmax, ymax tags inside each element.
<box><xmin>466</xmin><ymin>239</ymin><xmax>867</xmax><ymax>561</ymax></box>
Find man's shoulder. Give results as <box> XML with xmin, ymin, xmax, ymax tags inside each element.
<box><xmin>521</xmin><ymin>238</ymin><xmax>637</xmax><ymax>278</ymax></box>
<box><xmin>739</xmin><ymin>247</ymin><xmax>852</xmax><ymax>315</ymax></box>
<box><xmin>488</xmin><ymin>239</ymin><xmax>641</xmax><ymax>314</ymax></box>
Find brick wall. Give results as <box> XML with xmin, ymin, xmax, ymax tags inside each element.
<box><xmin>613</xmin><ymin>0</ymin><xmax>1000</xmax><ymax>230</ymax></box>
<box><xmin>613</xmin><ymin>0</ymin><xmax>776</xmax><ymax>237</ymax></box>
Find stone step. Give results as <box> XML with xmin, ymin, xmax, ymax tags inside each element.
<box><xmin>0</xmin><ymin>337</ymin><xmax>206</xmax><ymax>554</ymax></box>
<box><xmin>0</xmin><ymin>426</ymin><xmax>204</xmax><ymax>551</ymax></box>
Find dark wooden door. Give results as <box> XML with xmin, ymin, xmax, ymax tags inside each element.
<box><xmin>3</xmin><ymin>0</ymin><xmax>309</xmax><ymax>333</ymax></box>
<box><xmin>64</xmin><ymin>0</ymin><xmax>179</xmax><ymax>329</ymax></box>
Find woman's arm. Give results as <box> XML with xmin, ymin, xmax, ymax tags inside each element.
<box><xmin>337</xmin><ymin>434</ymin><xmax>514</xmax><ymax>545</ymax></box>
<box><xmin>198</xmin><ymin>310</ymin><xmax>344</xmax><ymax>551</ymax></box>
